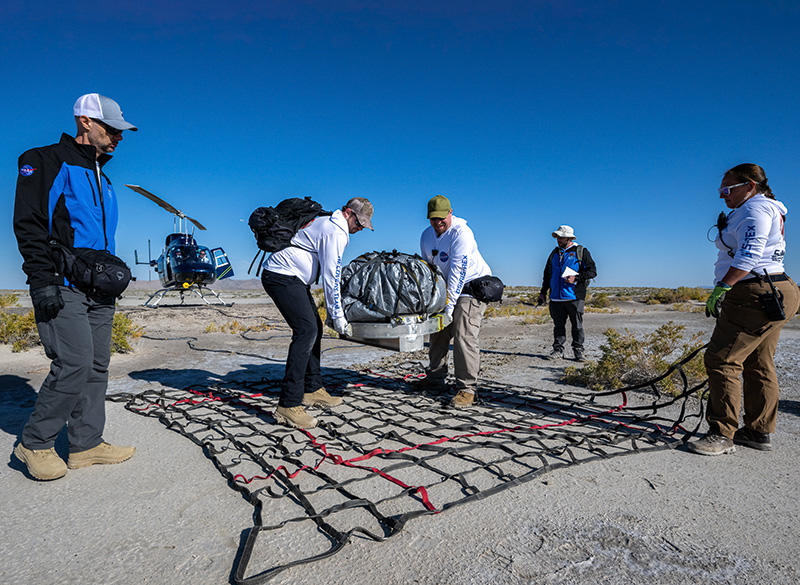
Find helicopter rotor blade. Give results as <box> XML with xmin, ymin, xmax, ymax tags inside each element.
<box><xmin>125</xmin><ymin>185</ymin><xmax>181</xmax><ymax>216</ymax></box>
<box><xmin>185</xmin><ymin>215</ymin><xmax>207</xmax><ymax>231</ymax></box>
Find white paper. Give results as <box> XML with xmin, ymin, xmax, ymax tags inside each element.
<box><xmin>561</xmin><ymin>266</ymin><xmax>578</xmax><ymax>278</ymax></box>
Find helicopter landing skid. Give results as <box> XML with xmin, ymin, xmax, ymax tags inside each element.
<box><xmin>143</xmin><ymin>285</ymin><xmax>233</xmax><ymax>308</ymax></box>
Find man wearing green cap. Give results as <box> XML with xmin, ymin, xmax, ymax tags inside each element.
<box><xmin>419</xmin><ymin>195</ymin><xmax>492</xmax><ymax>407</ymax></box>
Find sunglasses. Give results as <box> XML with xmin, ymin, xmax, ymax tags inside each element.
<box><xmin>91</xmin><ymin>118</ymin><xmax>123</xmax><ymax>136</ymax></box>
<box><xmin>718</xmin><ymin>182</ymin><xmax>749</xmax><ymax>196</ymax></box>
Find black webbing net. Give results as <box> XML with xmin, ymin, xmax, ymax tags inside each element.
<box><xmin>108</xmin><ymin>346</ymin><xmax>708</xmax><ymax>585</ymax></box>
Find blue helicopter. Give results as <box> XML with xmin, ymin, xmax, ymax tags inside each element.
<box><xmin>127</xmin><ymin>185</ymin><xmax>234</xmax><ymax>307</ymax></box>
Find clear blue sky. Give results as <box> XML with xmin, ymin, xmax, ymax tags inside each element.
<box><xmin>2</xmin><ymin>1</ymin><xmax>799</xmax><ymax>289</ymax></box>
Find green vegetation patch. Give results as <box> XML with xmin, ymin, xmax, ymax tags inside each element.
<box><xmin>645</xmin><ymin>287</ymin><xmax>708</xmax><ymax>305</ymax></box>
<box><xmin>563</xmin><ymin>321</ymin><xmax>706</xmax><ymax>395</ymax></box>
<box><xmin>110</xmin><ymin>313</ymin><xmax>145</xmax><ymax>353</ymax></box>
<box><xmin>0</xmin><ymin>310</ymin><xmax>39</xmax><ymax>352</ymax></box>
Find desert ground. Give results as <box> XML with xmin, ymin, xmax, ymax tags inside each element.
<box><xmin>2</xmin><ymin>286</ymin><xmax>799</xmax><ymax>585</ymax></box>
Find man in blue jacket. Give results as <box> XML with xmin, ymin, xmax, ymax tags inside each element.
<box><xmin>537</xmin><ymin>225</ymin><xmax>597</xmax><ymax>361</ymax></box>
<box><xmin>12</xmin><ymin>93</ymin><xmax>137</xmax><ymax>481</ymax></box>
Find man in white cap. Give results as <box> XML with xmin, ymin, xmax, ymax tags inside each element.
<box><xmin>12</xmin><ymin>93</ymin><xmax>137</xmax><ymax>481</ymax></box>
<box><xmin>419</xmin><ymin>195</ymin><xmax>492</xmax><ymax>407</ymax></box>
<box><xmin>537</xmin><ymin>225</ymin><xmax>597</xmax><ymax>361</ymax></box>
<box><xmin>262</xmin><ymin>197</ymin><xmax>374</xmax><ymax>429</ymax></box>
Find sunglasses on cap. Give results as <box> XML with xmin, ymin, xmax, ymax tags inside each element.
<box><xmin>91</xmin><ymin>118</ymin><xmax>123</xmax><ymax>136</ymax></box>
<box><xmin>718</xmin><ymin>182</ymin><xmax>749</xmax><ymax>196</ymax></box>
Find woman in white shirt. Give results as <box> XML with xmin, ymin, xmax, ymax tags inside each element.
<box><xmin>690</xmin><ymin>164</ymin><xmax>799</xmax><ymax>456</ymax></box>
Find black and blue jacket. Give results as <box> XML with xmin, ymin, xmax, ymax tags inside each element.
<box><xmin>13</xmin><ymin>133</ymin><xmax>118</xmax><ymax>289</ymax></box>
<box><xmin>540</xmin><ymin>244</ymin><xmax>597</xmax><ymax>301</ymax></box>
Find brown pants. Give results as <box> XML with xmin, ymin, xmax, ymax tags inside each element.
<box><xmin>704</xmin><ymin>277</ymin><xmax>800</xmax><ymax>438</ymax></box>
<box><xmin>428</xmin><ymin>296</ymin><xmax>486</xmax><ymax>391</ymax></box>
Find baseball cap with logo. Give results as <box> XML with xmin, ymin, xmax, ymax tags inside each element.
<box><xmin>346</xmin><ymin>197</ymin><xmax>374</xmax><ymax>230</ymax></box>
<box><xmin>73</xmin><ymin>93</ymin><xmax>138</xmax><ymax>131</ymax></box>
<box><xmin>427</xmin><ymin>195</ymin><xmax>451</xmax><ymax>219</ymax></box>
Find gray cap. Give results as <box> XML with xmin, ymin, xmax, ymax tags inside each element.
<box><xmin>345</xmin><ymin>197</ymin><xmax>374</xmax><ymax>230</ymax></box>
<box><xmin>73</xmin><ymin>93</ymin><xmax>138</xmax><ymax>131</ymax></box>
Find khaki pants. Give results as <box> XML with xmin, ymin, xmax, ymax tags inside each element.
<box><xmin>428</xmin><ymin>296</ymin><xmax>486</xmax><ymax>391</ymax></box>
<box><xmin>704</xmin><ymin>277</ymin><xmax>800</xmax><ymax>438</ymax></box>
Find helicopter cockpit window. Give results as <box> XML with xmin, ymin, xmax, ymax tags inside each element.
<box><xmin>172</xmin><ymin>246</ymin><xmax>213</xmax><ymax>265</ymax></box>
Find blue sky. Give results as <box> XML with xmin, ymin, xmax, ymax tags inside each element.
<box><xmin>2</xmin><ymin>1</ymin><xmax>799</xmax><ymax>289</ymax></box>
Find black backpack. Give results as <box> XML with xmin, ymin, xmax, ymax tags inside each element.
<box><xmin>247</xmin><ymin>197</ymin><xmax>330</xmax><ymax>274</ymax></box>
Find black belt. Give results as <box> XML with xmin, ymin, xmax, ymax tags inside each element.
<box><xmin>739</xmin><ymin>273</ymin><xmax>789</xmax><ymax>284</ymax></box>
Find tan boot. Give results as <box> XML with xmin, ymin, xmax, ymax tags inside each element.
<box><xmin>67</xmin><ymin>442</ymin><xmax>136</xmax><ymax>469</ymax></box>
<box><xmin>451</xmin><ymin>390</ymin><xmax>476</xmax><ymax>408</ymax></box>
<box><xmin>274</xmin><ymin>406</ymin><xmax>318</xmax><ymax>429</ymax></box>
<box><xmin>302</xmin><ymin>388</ymin><xmax>343</xmax><ymax>408</ymax></box>
<box><xmin>13</xmin><ymin>444</ymin><xmax>67</xmax><ymax>481</ymax></box>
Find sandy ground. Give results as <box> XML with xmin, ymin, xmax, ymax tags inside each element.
<box><xmin>2</xmin><ymin>289</ymin><xmax>799</xmax><ymax>585</ymax></box>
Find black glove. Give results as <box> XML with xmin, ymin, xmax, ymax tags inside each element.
<box><xmin>30</xmin><ymin>285</ymin><xmax>64</xmax><ymax>322</ymax></box>
<box><xmin>536</xmin><ymin>292</ymin><xmax>546</xmax><ymax>306</ymax></box>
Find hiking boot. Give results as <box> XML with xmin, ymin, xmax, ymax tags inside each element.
<box><xmin>574</xmin><ymin>349</ymin><xmax>585</xmax><ymax>362</ymax></box>
<box><xmin>274</xmin><ymin>406</ymin><xmax>318</xmax><ymax>429</ymax></box>
<box><xmin>451</xmin><ymin>390</ymin><xmax>475</xmax><ymax>408</ymax></box>
<box><xmin>687</xmin><ymin>433</ymin><xmax>735</xmax><ymax>456</ymax></box>
<box><xmin>547</xmin><ymin>349</ymin><xmax>564</xmax><ymax>360</ymax></box>
<box><xmin>302</xmin><ymin>387</ymin><xmax>343</xmax><ymax>408</ymax></box>
<box><xmin>733</xmin><ymin>427</ymin><xmax>772</xmax><ymax>451</ymax></box>
<box><xmin>67</xmin><ymin>442</ymin><xmax>136</xmax><ymax>469</ymax></box>
<box><xmin>13</xmin><ymin>444</ymin><xmax>67</xmax><ymax>481</ymax></box>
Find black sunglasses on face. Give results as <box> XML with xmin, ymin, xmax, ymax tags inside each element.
<box><xmin>91</xmin><ymin>118</ymin><xmax>123</xmax><ymax>136</ymax></box>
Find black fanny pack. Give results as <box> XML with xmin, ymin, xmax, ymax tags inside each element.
<box><xmin>464</xmin><ymin>275</ymin><xmax>505</xmax><ymax>303</ymax></box>
<box><xmin>51</xmin><ymin>241</ymin><xmax>131</xmax><ymax>298</ymax></box>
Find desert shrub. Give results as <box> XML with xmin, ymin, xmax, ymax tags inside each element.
<box><xmin>585</xmin><ymin>305</ymin><xmax>620</xmax><ymax>314</ymax></box>
<box><xmin>0</xmin><ymin>310</ymin><xmax>39</xmax><ymax>352</ymax></box>
<box><xmin>0</xmin><ymin>309</ymin><xmax>143</xmax><ymax>354</ymax></box>
<box><xmin>485</xmin><ymin>303</ymin><xmax>548</xmax><ymax>322</ymax></box>
<box><xmin>0</xmin><ymin>293</ymin><xmax>20</xmax><ymax>309</ymax></box>
<box><xmin>111</xmin><ymin>313</ymin><xmax>144</xmax><ymax>354</ymax></box>
<box><xmin>204</xmin><ymin>320</ymin><xmax>273</xmax><ymax>334</ymax></box>
<box><xmin>587</xmin><ymin>292</ymin><xmax>612</xmax><ymax>308</ymax></box>
<box><xmin>563</xmin><ymin>321</ymin><xmax>706</xmax><ymax>395</ymax></box>
<box><xmin>671</xmin><ymin>302</ymin><xmax>705</xmax><ymax>313</ymax></box>
<box><xmin>645</xmin><ymin>287</ymin><xmax>708</xmax><ymax>305</ymax></box>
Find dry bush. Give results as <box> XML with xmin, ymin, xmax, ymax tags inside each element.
<box><xmin>111</xmin><ymin>313</ymin><xmax>144</xmax><ymax>353</ymax></box>
<box><xmin>485</xmin><ymin>303</ymin><xmax>548</xmax><ymax>323</ymax></box>
<box><xmin>0</xmin><ymin>310</ymin><xmax>39</xmax><ymax>352</ymax></box>
<box><xmin>204</xmin><ymin>320</ymin><xmax>273</xmax><ymax>334</ymax></box>
<box><xmin>563</xmin><ymin>321</ymin><xmax>706</xmax><ymax>396</ymax></box>
<box><xmin>671</xmin><ymin>302</ymin><xmax>705</xmax><ymax>313</ymax></box>
<box><xmin>0</xmin><ymin>293</ymin><xmax>20</xmax><ymax>309</ymax></box>
<box><xmin>0</xmin><ymin>308</ymin><xmax>144</xmax><ymax>354</ymax></box>
<box><xmin>645</xmin><ymin>287</ymin><xmax>708</xmax><ymax>305</ymax></box>
<box><xmin>587</xmin><ymin>292</ymin><xmax>612</xmax><ymax>308</ymax></box>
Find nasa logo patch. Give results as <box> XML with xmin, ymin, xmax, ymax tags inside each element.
<box><xmin>20</xmin><ymin>164</ymin><xmax>35</xmax><ymax>177</ymax></box>
<box><xmin>439</xmin><ymin>252</ymin><xmax>449</xmax><ymax>262</ymax></box>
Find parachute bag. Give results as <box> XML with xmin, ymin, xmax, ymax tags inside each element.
<box><xmin>247</xmin><ymin>197</ymin><xmax>329</xmax><ymax>275</ymax></box>
<box><xmin>340</xmin><ymin>250</ymin><xmax>447</xmax><ymax>322</ymax></box>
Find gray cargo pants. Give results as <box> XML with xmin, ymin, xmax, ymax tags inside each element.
<box><xmin>21</xmin><ymin>286</ymin><xmax>115</xmax><ymax>452</ymax></box>
<box><xmin>427</xmin><ymin>296</ymin><xmax>486</xmax><ymax>392</ymax></box>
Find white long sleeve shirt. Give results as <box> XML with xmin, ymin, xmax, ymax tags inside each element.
<box><xmin>264</xmin><ymin>209</ymin><xmax>350</xmax><ymax>320</ymax></box>
<box><xmin>714</xmin><ymin>194</ymin><xmax>787</xmax><ymax>283</ymax></box>
<box><xmin>420</xmin><ymin>216</ymin><xmax>491</xmax><ymax>313</ymax></box>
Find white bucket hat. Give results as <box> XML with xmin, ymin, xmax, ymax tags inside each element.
<box><xmin>73</xmin><ymin>93</ymin><xmax>138</xmax><ymax>131</ymax></box>
<box><xmin>552</xmin><ymin>225</ymin><xmax>576</xmax><ymax>239</ymax></box>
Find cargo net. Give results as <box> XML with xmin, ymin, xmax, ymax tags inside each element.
<box><xmin>109</xmin><ymin>346</ymin><xmax>707</xmax><ymax>585</ymax></box>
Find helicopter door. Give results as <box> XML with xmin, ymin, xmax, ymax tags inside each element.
<box><xmin>211</xmin><ymin>247</ymin><xmax>234</xmax><ymax>280</ymax></box>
